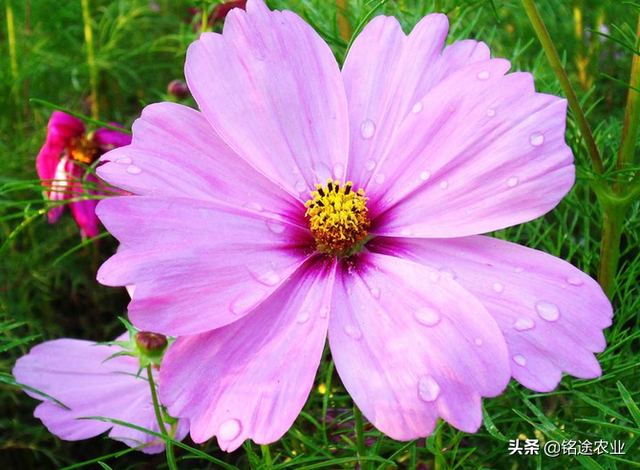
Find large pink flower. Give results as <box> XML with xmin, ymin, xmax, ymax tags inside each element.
<box><xmin>12</xmin><ymin>334</ymin><xmax>189</xmax><ymax>453</ymax></box>
<box><xmin>36</xmin><ymin>111</ymin><xmax>131</xmax><ymax>237</ymax></box>
<box><xmin>95</xmin><ymin>0</ymin><xmax>612</xmax><ymax>452</ymax></box>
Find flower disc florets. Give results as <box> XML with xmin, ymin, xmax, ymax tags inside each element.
<box><xmin>69</xmin><ymin>135</ymin><xmax>99</xmax><ymax>165</ymax></box>
<box><xmin>304</xmin><ymin>179</ymin><xmax>370</xmax><ymax>256</ymax></box>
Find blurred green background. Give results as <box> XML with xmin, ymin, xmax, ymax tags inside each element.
<box><xmin>1</xmin><ymin>0</ymin><xmax>639</xmax><ymax>468</ymax></box>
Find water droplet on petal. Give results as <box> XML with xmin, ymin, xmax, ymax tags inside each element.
<box><xmin>418</xmin><ymin>375</ymin><xmax>441</xmax><ymax>402</ymax></box>
<box><xmin>370</xmin><ymin>287</ymin><xmax>380</xmax><ymax>299</ymax></box>
<box><xmin>230</xmin><ymin>291</ymin><xmax>266</xmax><ymax>315</ymax></box>
<box><xmin>566</xmin><ymin>276</ymin><xmax>583</xmax><ymax>286</ymax></box>
<box><xmin>439</xmin><ymin>180</ymin><xmax>449</xmax><ymax>190</ymax></box>
<box><xmin>513</xmin><ymin>355</ymin><xmax>527</xmax><ymax>366</ymax></box>
<box><xmin>515</xmin><ymin>267</ymin><xmax>525</xmax><ymax>274</ymax></box>
<box><xmin>530</xmin><ymin>132</ymin><xmax>545</xmax><ymax>146</ymax></box>
<box><xmin>474</xmin><ymin>338</ymin><xmax>484</xmax><ymax>346</ymax></box>
<box><xmin>360</xmin><ymin>119</ymin><xmax>375</xmax><ymax>139</ymax></box>
<box><xmin>319</xmin><ymin>306</ymin><xmax>328</xmax><ymax>318</ymax></box>
<box><xmin>116</xmin><ymin>156</ymin><xmax>132</xmax><ymax>164</ymax></box>
<box><xmin>401</xmin><ymin>228</ymin><xmax>413</xmax><ymax>236</ymax></box>
<box><xmin>333</xmin><ymin>163</ymin><xmax>345</xmax><ymax>179</ymax></box>
<box><xmin>414</xmin><ymin>307</ymin><xmax>441</xmax><ymax>327</ymax></box>
<box><xmin>420</xmin><ymin>171</ymin><xmax>431</xmax><ymax>181</ymax></box>
<box><xmin>296</xmin><ymin>312</ymin><xmax>310</xmax><ymax>324</ymax></box>
<box><xmin>514</xmin><ymin>318</ymin><xmax>535</xmax><ymax>331</ymax></box>
<box><xmin>412</xmin><ymin>102</ymin><xmax>423</xmax><ymax>114</ymax></box>
<box><xmin>507</xmin><ymin>176</ymin><xmax>519</xmax><ymax>187</ymax></box>
<box><xmin>254</xmin><ymin>270</ymin><xmax>280</xmax><ymax>286</ymax></box>
<box><xmin>536</xmin><ymin>300</ymin><xmax>560</xmax><ymax>321</ymax></box>
<box><xmin>344</xmin><ymin>325</ymin><xmax>362</xmax><ymax>340</ymax></box>
<box><xmin>365</xmin><ymin>159</ymin><xmax>376</xmax><ymax>171</ymax></box>
<box><xmin>375</xmin><ymin>173</ymin><xmax>386</xmax><ymax>184</ymax></box>
<box><xmin>126</xmin><ymin>165</ymin><xmax>142</xmax><ymax>175</ymax></box>
<box><xmin>218</xmin><ymin>419</ymin><xmax>242</xmax><ymax>441</ymax></box>
<box><xmin>492</xmin><ymin>282</ymin><xmax>505</xmax><ymax>293</ymax></box>
<box><xmin>266</xmin><ymin>219</ymin><xmax>285</xmax><ymax>234</ymax></box>
<box><xmin>486</xmin><ymin>108</ymin><xmax>496</xmax><ymax>117</ymax></box>
<box><xmin>243</xmin><ymin>202</ymin><xmax>263</xmax><ymax>211</ymax></box>
<box><xmin>477</xmin><ymin>70</ymin><xmax>490</xmax><ymax>80</ymax></box>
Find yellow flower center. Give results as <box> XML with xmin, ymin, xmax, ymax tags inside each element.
<box><xmin>69</xmin><ymin>136</ymin><xmax>99</xmax><ymax>165</ymax></box>
<box><xmin>304</xmin><ymin>179</ymin><xmax>370</xmax><ymax>256</ymax></box>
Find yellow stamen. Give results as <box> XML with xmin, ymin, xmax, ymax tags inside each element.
<box><xmin>69</xmin><ymin>136</ymin><xmax>99</xmax><ymax>165</ymax></box>
<box><xmin>305</xmin><ymin>178</ymin><xmax>370</xmax><ymax>256</ymax></box>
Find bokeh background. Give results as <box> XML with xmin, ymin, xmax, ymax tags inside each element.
<box><xmin>1</xmin><ymin>0</ymin><xmax>639</xmax><ymax>468</ymax></box>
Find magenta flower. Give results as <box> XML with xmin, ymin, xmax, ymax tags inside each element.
<box><xmin>12</xmin><ymin>333</ymin><xmax>188</xmax><ymax>453</ymax></box>
<box><xmin>36</xmin><ymin>111</ymin><xmax>131</xmax><ymax>237</ymax></box>
<box><xmin>95</xmin><ymin>0</ymin><xmax>612</xmax><ymax>452</ymax></box>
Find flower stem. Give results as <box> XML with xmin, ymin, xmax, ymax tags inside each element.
<box><xmin>597</xmin><ymin>200</ymin><xmax>626</xmax><ymax>299</ymax></box>
<box><xmin>260</xmin><ymin>444</ymin><xmax>272</xmax><ymax>467</ymax></box>
<box><xmin>520</xmin><ymin>0</ymin><xmax>604</xmax><ymax>175</ymax></box>
<box><xmin>5</xmin><ymin>0</ymin><xmax>21</xmax><ymax>113</ymax></box>
<box><xmin>353</xmin><ymin>402</ymin><xmax>368</xmax><ymax>470</ymax></box>
<box><xmin>434</xmin><ymin>420</ymin><xmax>445</xmax><ymax>470</ymax></box>
<box><xmin>147</xmin><ymin>364</ymin><xmax>178</xmax><ymax>470</ymax></box>
<box><xmin>615</xmin><ymin>12</ymin><xmax>640</xmax><ymax>191</ymax></box>
<box><xmin>80</xmin><ymin>0</ymin><xmax>99</xmax><ymax>121</ymax></box>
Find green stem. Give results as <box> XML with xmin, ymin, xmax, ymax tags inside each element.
<box><xmin>615</xmin><ymin>12</ymin><xmax>640</xmax><ymax>191</ymax></box>
<box><xmin>434</xmin><ymin>0</ymin><xmax>442</xmax><ymax>12</ymax></box>
<box><xmin>597</xmin><ymin>200</ymin><xmax>627</xmax><ymax>299</ymax></box>
<box><xmin>81</xmin><ymin>0</ymin><xmax>99</xmax><ymax>120</ymax></box>
<box><xmin>353</xmin><ymin>402</ymin><xmax>368</xmax><ymax>470</ymax></box>
<box><xmin>521</xmin><ymin>0</ymin><xmax>604</xmax><ymax>175</ymax></box>
<box><xmin>5</xmin><ymin>0</ymin><xmax>20</xmax><ymax>112</ymax></box>
<box><xmin>147</xmin><ymin>364</ymin><xmax>178</xmax><ymax>470</ymax></box>
<box><xmin>260</xmin><ymin>444</ymin><xmax>272</xmax><ymax>467</ymax></box>
<box><xmin>201</xmin><ymin>0</ymin><xmax>208</xmax><ymax>33</ymax></box>
<box><xmin>434</xmin><ymin>421</ymin><xmax>444</xmax><ymax>470</ymax></box>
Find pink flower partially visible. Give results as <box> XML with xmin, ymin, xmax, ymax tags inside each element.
<box><xmin>12</xmin><ymin>334</ymin><xmax>188</xmax><ymax>453</ymax></box>
<box><xmin>95</xmin><ymin>0</ymin><xmax>612</xmax><ymax>452</ymax></box>
<box><xmin>36</xmin><ymin>111</ymin><xmax>131</xmax><ymax>237</ymax></box>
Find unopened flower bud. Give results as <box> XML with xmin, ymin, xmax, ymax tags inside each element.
<box><xmin>167</xmin><ymin>79</ymin><xmax>189</xmax><ymax>100</ymax></box>
<box><xmin>135</xmin><ymin>331</ymin><xmax>168</xmax><ymax>354</ymax></box>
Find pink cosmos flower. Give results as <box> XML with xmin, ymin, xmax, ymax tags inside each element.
<box><xmin>95</xmin><ymin>0</ymin><xmax>612</xmax><ymax>452</ymax></box>
<box><xmin>36</xmin><ymin>111</ymin><xmax>131</xmax><ymax>237</ymax></box>
<box><xmin>12</xmin><ymin>333</ymin><xmax>188</xmax><ymax>453</ymax></box>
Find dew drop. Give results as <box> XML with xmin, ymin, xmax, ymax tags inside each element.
<box><xmin>412</xmin><ymin>102</ymin><xmax>423</xmax><ymax>114</ymax></box>
<box><xmin>477</xmin><ymin>70</ymin><xmax>490</xmax><ymax>80</ymax></box>
<box><xmin>218</xmin><ymin>419</ymin><xmax>242</xmax><ymax>441</ymax></box>
<box><xmin>536</xmin><ymin>300</ymin><xmax>560</xmax><ymax>322</ymax></box>
<box><xmin>514</xmin><ymin>317</ymin><xmax>535</xmax><ymax>331</ymax></box>
<box><xmin>420</xmin><ymin>171</ymin><xmax>431</xmax><ymax>181</ymax></box>
<box><xmin>418</xmin><ymin>375</ymin><xmax>441</xmax><ymax>402</ymax></box>
<box><xmin>375</xmin><ymin>173</ymin><xmax>386</xmax><ymax>184</ymax></box>
<box><xmin>486</xmin><ymin>108</ymin><xmax>496</xmax><ymax>117</ymax></box>
<box><xmin>360</xmin><ymin>119</ymin><xmax>375</xmax><ymax>139</ymax></box>
<box><xmin>126</xmin><ymin>165</ymin><xmax>142</xmax><ymax>175</ymax></box>
<box><xmin>319</xmin><ymin>306</ymin><xmax>328</xmax><ymax>318</ymax></box>
<box><xmin>254</xmin><ymin>269</ymin><xmax>281</xmax><ymax>286</ymax></box>
<box><xmin>414</xmin><ymin>307</ymin><xmax>441</xmax><ymax>327</ymax></box>
<box><xmin>333</xmin><ymin>163</ymin><xmax>345</xmax><ymax>179</ymax></box>
<box><xmin>296</xmin><ymin>312</ymin><xmax>310</xmax><ymax>324</ymax></box>
<box><xmin>344</xmin><ymin>325</ymin><xmax>362</xmax><ymax>340</ymax></box>
<box><xmin>530</xmin><ymin>132</ymin><xmax>545</xmax><ymax>146</ymax></box>
<box><xmin>439</xmin><ymin>180</ymin><xmax>449</xmax><ymax>190</ymax></box>
<box><xmin>365</xmin><ymin>159</ymin><xmax>376</xmax><ymax>171</ymax></box>
<box><xmin>115</xmin><ymin>156</ymin><xmax>132</xmax><ymax>164</ymax></box>
<box><xmin>513</xmin><ymin>355</ymin><xmax>527</xmax><ymax>366</ymax></box>
<box><xmin>266</xmin><ymin>219</ymin><xmax>286</xmax><ymax>234</ymax></box>
<box><xmin>370</xmin><ymin>287</ymin><xmax>380</xmax><ymax>299</ymax></box>
<box><xmin>230</xmin><ymin>291</ymin><xmax>265</xmax><ymax>315</ymax></box>
<box><xmin>507</xmin><ymin>176</ymin><xmax>519</xmax><ymax>187</ymax></box>
<box><xmin>566</xmin><ymin>276</ymin><xmax>583</xmax><ymax>286</ymax></box>
<box><xmin>515</xmin><ymin>267</ymin><xmax>525</xmax><ymax>274</ymax></box>
<box><xmin>474</xmin><ymin>338</ymin><xmax>484</xmax><ymax>346</ymax></box>
<box><xmin>492</xmin><ymin>282</ymin><xmax>505</xmax><ymax>293</ymax></box>
<box><xmin>243</xmin><ymin>202</ymin><xmax>263</xmax><ymax>211</ymax></box>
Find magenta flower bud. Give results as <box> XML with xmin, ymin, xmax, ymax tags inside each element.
<box><xmin>167</xmin><ymin>79</ymin><xmax>189</xmax><ymax>99</ymax></box>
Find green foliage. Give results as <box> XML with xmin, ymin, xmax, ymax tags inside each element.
<box><xmin>1</xmin><ymin>0</ymin><xmax>639</xmax><ymax>468</ymax></box>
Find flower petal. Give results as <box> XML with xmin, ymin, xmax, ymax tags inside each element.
<box><xmin>328</xmin><ymin>252</ymin><xmax>509</xmax><ymax>438</ymax></box>
<box><xmin>343</xmin><ymin>14</ymin><xmax>490</xmax><ymax>184</ymax></box>
<box><xmin>367</xmin><ymin>59</ymin><xmax>574</xmax><ymax>237</ymax></box>
<box><xmin>184</xmin><ymin>0</ymin><xmax>348</xmax><ymax>198</ymax></box>
<box><xmin>68</xmin><ymin>172</ymin><xmax>101</xmax><ymax>238</ymax></box>
<box><xmin>36</xmin><ymin>111</ymin><xmax>85</xmax><ymax>182</ymax></box>
<box><xmin>96</xmin><ymin>196</ymin><xmax>313</xmax><ymax>335</ymax></box>
<box><xmin>97</xmin><ymin>102</ymin><xmax>299</xmax><ymax>216</ymax></box>
<box><xmin>374</xmin><ymin>236</ymin><xmax>612</xmax><ymax>392</ymax></box>
<box><xmin>161</xmin><ymin>258</ymin><xmax>333</xmax><ymax>451</ymax></box>
<box><xmin>12</xmin><ymin>338</ymin><xmax>186</xmax><ymax>454</ymax></box>
<box><xmin>93</xmin><ymin>125</ymin><xmax>132</xmax><ymax>150</ymax></box>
